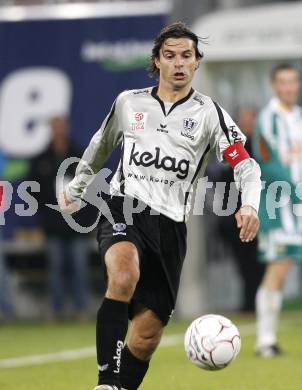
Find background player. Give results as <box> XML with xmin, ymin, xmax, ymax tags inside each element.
<box><xmin>28</xmin><ymin>116</ymin><xmax>91</xmax><ymax>320</ymax></box>
<box><xmin>59</xmin><ymin>22</ymin><xmax>261</xmax><ymax>390</ymax></box>
<box><xmin>253</xmin><ymin>63</ymin><xmax>302</xmax><ymax>357</ymax></box>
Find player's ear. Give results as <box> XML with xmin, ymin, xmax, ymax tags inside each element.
<box><xmin>195</xmin><ymin>61</ymin><xmax>200</xmax><ymax>71</ymax></box>
<box><xmin>154</xmin><ymin>57</ymin><xmax>160</xmax><ymax>70</ymax></box>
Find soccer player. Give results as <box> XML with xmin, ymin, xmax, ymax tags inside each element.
<box><xmin>59</xmin><ymin>22</ymin><xmax>261</xmax><ymax>390</ymax></box>
<box><xmin>254</xmin><ymin>64</ymin><xmax>302</xmax><ymax>357</ymax></box>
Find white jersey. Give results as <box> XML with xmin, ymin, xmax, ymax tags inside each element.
<box><xmin>67</xmin><ymin>86</ymin><xmax>255</xmax><ymax>222</ymax></box>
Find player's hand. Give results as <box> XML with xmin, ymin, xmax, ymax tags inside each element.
<box><xmin>235</xmin><ymin>205</ymin><xmax>259</xmax><ymax>242</ymax></box>
<box><xmin>58</xmin><ymin>191</ymin><xmax>81</xmax><ymax>214</ymax></box>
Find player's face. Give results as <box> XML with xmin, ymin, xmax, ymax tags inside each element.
<box><xmin>155</xmin><ymin>38</ymin><xmax>199</xmax><ymax>91</ymax></box>
<box><xmin>272</xmin><ymin>69</ymin><xmax>301</xmax><ymax>108</ymax></box>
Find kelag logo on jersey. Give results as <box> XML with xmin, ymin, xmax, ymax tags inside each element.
<box><xmin>129</xmin><ymin>143</ymin><xmax>189</xmax><ymax>179</ymax></box>
<box><xmin>229</xmin><ymin>125</ymin><xmax>242</xmax><ymax>143</ymax></box>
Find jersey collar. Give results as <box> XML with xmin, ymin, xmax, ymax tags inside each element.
<box><xmin>151</xmin><ymin>86</ymin><xmax>194</xmax><ymax>116</ymax></box>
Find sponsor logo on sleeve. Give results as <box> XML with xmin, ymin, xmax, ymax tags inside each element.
<box><xmin>193</xmin><ymin>94</ymin><xmax>204</xmax><ymax>105</ymax></box>
<box><xmin>229</xmin><ymin>125</ymin><xmax>242</xmax><ymax>143</ymax></box>
<box><xmin>228</xmin><ymin>149</ymin><xmax>239</xmax><ymax>160</ymax></box>
<box><xmin>133</xmin><ymin>89</ymin><xmax>150</xmax><ymax>95</ymax></box>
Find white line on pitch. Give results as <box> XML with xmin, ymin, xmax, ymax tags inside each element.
<box><xmin>0</xmin><ymin>321</ymin><xmax>294</xmax><ymax>369</ymax></box>
<box><xmin>0</xmin><ymin>346</ymin><xmax>96</xmax><ymax>368</ymax></box>
<box><xmin>0</xmin><ymin>334</ymin><xmax>184</xmax><ymax>369</ymax></box>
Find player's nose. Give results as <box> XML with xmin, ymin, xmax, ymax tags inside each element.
<box><xmin>174</xmin><ymin>55</ymin><xmax>184</xmax><ymax>67</ymax></box>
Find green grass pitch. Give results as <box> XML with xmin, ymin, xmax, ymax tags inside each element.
<box><xmin>0</xmin><ymin>312</ymin><xmax>301</xmax><ymax>390</ymax></box>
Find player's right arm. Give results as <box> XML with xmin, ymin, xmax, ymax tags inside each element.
<box><xmin>59</xmin><ymin>93</ymin><xmax>124</xmax><ymax>213</ymax></box>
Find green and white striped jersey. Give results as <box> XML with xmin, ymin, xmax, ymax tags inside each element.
<box><xmin>254</xmin><ymin>97</ymin><xmax>302</xmax><ymax>260</ymax></box>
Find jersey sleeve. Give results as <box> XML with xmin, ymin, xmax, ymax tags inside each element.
<box><xmin>208</xmin><ymin>102</ymin><xmax>247</xmax><ymax>162</ymax></box>
<box><xmin>66</xmin><ymin>93</ymin><xmax>124</xmax><ymax>201</ymax></box>
<box><xmin>208</xmin><ymin>102</ymin><xmax>261</xmax><ymax>212</ymax></box>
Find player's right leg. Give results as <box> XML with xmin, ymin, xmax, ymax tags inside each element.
<box><xmin>95</xmin><ymin>241</ymin><xmax>140</xmax><ymax>389</ymax></box>
<box><xmin>120</xmin><ymin>306</ymin><xmax>164</xmax><ymax>390</ymax></box>
<box><xmin>255</xmin><ymin>259</ymin><xmax>293</xmax><ymax>357</ymax></box>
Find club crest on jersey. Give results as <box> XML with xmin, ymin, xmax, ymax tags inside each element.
<box><xmin>181</xmin><ymin>118</ymin><xmax>197</xmax><ymax>140</ymax></box>
<box><xmin>131</xmin><ymin>112</ymin><xmax>147</xmax><ymax>131</ymax></box>
<box><xmin>183</xmin><ymin>118</ymin><xmax>197</xmax><ymax>131</ymax></box>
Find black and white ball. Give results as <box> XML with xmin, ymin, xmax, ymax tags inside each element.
<box><xmin>184</xmin><ymin>314</ymin><xmax>241</xmax><ymax>370</ymax></box>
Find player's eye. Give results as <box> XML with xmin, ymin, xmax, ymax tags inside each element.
<box><xmin>164</xmin><ymin>53</ymin><xmax>174</xmax><ymax>59</ymax></box>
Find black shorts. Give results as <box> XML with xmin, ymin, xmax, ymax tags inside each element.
<box><xmin>96</xmin><ymin>196</ymin><xmax>187</xmax><ymax>325</ymax></box>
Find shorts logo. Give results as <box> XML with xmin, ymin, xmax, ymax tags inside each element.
<box><xmin>113</xmin><ymin>223</ymin><xmax>127</xmax><ymax>236</ymax></box>
<box><xmin>131</xmin><ymin>112</ymin><xmax>146</xmax><ymax>131</ymax></box>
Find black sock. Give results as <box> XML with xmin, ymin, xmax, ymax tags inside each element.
<box><xmin>97</xmin><ymin>297</ymin><xmax>129</xmax><ymax>387</ymax></box>
<box><xmin>120</xmin><ymin>345</ymin><xmax>150</xmax><ymax>390</ymax></box>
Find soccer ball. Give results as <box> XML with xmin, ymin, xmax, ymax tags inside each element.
<box><xmin>184</xmin><ymin>314</ymin><xmax>241</xmax><ymax>370</ymax></box>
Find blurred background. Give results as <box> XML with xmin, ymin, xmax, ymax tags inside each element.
<box><xmin>0</xmin><ymin>0</ymin><xmax>302</xmax><ymax>322</ymax></box>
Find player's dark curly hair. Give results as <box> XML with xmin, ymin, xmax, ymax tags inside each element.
<box><xmin>148</xmin><ymin>22</ymin><xmax>204</xmax><ymax>78</ymax></box>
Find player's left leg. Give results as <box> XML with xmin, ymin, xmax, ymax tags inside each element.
<box><xmin>120</xmin><ymin>306</ymin><xmax>164</xmax><ymax>390</ymax></box>
<box><xmin>255</xmin><ymin>258</ymin><xmax>293</xmax><ymax>356</ymax></box>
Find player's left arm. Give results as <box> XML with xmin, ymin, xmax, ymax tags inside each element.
<box><xmin>209</xmin><ymin>103</ymin><xmax>261</xmax><ymax>242</ymax></box>
<box><xmin>229</xmin><ymin>153</ymin><xmax>261</xmax><ymax>243</ymax></box>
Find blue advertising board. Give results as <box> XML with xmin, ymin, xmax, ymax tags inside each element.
<box><xmin>0</xmin><ymin>2</ymin><xmax>169</xmax><ymax>235</ymax></box>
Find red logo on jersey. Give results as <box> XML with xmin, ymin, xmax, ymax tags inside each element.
<box><xmin>135</xmin><ymin>112</ymin><xmax>144</xmax><ymax>121</ymax></box>
<box><xmin>131</xmin><ymin>112</ymin><xmax>146</xmax><ymax>131</ymax></box>
<box><xmin>223</xmin><ymin>143</ymin><xmax>250</xmax><ymax>168</ymax></box>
